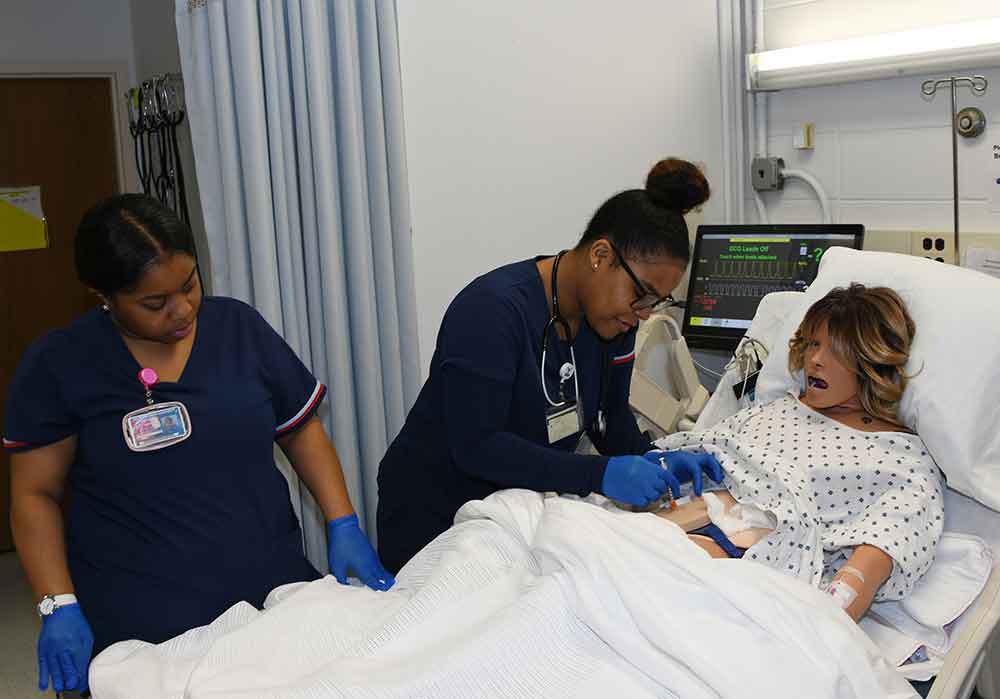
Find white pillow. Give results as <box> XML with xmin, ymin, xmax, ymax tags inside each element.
<box><xmin>755</xmin><ymin>247</ymin><xmax>1000</xmax><ymax>511</ymax></box>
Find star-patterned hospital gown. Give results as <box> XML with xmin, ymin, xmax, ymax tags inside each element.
<box><xmin>658</xmin><ymin>393</ymin><xmax>944</xmax><ymax>601</ymax></box>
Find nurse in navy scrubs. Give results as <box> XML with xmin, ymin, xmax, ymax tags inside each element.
<box><xmin>377</xmin><ymin>158</ymin><xmax>723</xmax><ymax>574</ymax></box>
<box><xmin>4</xmin><ymin>194</ymin><xmax>394</xmax><ymax>694</ymax></box>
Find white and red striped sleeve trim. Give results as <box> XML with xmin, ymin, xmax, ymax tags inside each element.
<box><xmin>611</xmin><ymin>350</ymin><xmax>635</xmax><ymax>366</ymax></box>
<box><xmin>2</xmin><ymin>437</ymin><xmax>30</xmax><ymax>451</ymax></box>
<box><xmin>275</xmin><ymin>381</ymin><xmax>327</xmax><ymax>437</ymax></box>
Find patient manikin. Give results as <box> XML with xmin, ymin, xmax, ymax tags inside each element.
<box><xmin>647</xmin><ymin>284</ymin><xmax>944</xmax><ymax>623</ymax></box>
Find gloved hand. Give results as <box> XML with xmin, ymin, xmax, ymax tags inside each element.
<box><xmin>601</xmin><ymin>455</ymin><xmax>672</xmax><ymax>506</ymax></box>
<box><xmin>643</xmin><ymin>450</ymin><xmax>724</xmax><ymax>497</ymax></box>
<box><xmin>37</xmin><ymin>602</ymin><xmax>94</xmax><ymax>693</ymax></box>
<box><xmin>327</xmin><ymin>513</ymin><xmax>396</xmax><ymax>591</ymax></box>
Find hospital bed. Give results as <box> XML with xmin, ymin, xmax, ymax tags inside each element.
<box><xmin>684</xmin><ymin>247</ymin><xmax>1000</xmax><ymax>699</ymax></box>
<box><xmin>697</xmin><ymin>332</ymin><xmax>1000</xmax><ymax>699</ymax></box>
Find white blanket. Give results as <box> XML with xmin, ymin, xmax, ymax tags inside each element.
<box><xmin>90</xmin><ymin>490</ymin><xmax>916</xmax><ymax>698</ymax></box>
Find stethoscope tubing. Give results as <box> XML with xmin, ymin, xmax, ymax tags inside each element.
<box><xmin>539</xmin><ymin>250</ymin><xmax>609</xmax><ymax>436</ymax></box>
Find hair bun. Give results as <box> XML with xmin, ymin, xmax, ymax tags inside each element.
<box><xmin>645</xmin><ymin>158</ymin><xmax>710</xmax><ymax>215</ymax></box>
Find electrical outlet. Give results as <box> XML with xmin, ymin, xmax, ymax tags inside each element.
<box><xmin>911</xmin><ymin>232</ymin><xmax>955</xmax><ymax>265</ymax></box>
<box><xmin>751</xmin><ymin>157</ymin><xmax>784</xmax><ymax>191</ymax></box>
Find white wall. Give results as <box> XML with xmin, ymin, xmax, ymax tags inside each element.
<box><xmin>752</xmin><ymin>3</ymin><xmax>1000</xmax><ymax>236</ymax></box>
<box><xmin>0</xmin><ymin>0</ymin><xmax>136</xmax><ymax>82</ymax></box>
<box><xmin>397</xmin><ymin>0</ymin><xmax>725</xmax><ymax>375</ymax></box>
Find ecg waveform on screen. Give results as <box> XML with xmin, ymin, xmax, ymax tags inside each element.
<box><xmin>711</xmin><ymin>259</ymin><xmax>798</xmax><ymax>279</ymax></box>
<box><xmin>703</xmin><ymin>281</ymin><xmax>798</xmax><ymax>298</ymax></box>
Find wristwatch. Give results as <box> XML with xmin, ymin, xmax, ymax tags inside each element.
<box><xmin>37</xmin><ymin>593</ymin><xmax>77</xmax><ymax>618</ymax></box>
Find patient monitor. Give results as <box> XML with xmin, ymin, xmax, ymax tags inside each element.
<box><xmin>682</xmin><ymin>224</ymin><xmax>864</xmax><ymax>351</ymax></box>
<box><xmin>630</xmin><ymin>312</ymin><xmax>710</xmax><ymax>435</ymax></box>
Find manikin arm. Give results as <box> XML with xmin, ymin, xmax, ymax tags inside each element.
<box><xmin>829</xmin><ymin>544</ymin><xmax>893</xmax><ymax>622</ymax></box>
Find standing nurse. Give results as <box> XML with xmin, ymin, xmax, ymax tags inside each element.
<box><xmin>3</xmin><ymin>194</ymin><xmax>394</xmax><ymax>694</ymax></box>
<box><xmin>377</xmin><ymin>158</ymin><xmax>723</xmax><ymax>573</ymax></box>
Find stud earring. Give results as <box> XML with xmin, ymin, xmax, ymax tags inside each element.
<box><xmin>101</xmin><ymin>303</ymin><xmax>109</xmax><ymax>312</ymax></box>
<box><xmin>593</xmin><ymin>263</ymin><xmax>598</xmax><ymax>270</ymax></box>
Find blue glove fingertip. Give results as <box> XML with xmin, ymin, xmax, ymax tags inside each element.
<box><xmin>50</xmin><ymin>659</ymin><xmax>64</xmax><ymax>693</ymax></box>
<box><xmin>690</xmin><ymin>466</ymin><xmax>703</xmax><ymax>496</ymax></box>
<box><xmin>711</xmin><ymin>457</ymin><xmax>724</xmax><ymax>482</ymax></box>
<box><xmin>38</xmin><ymin>655</ymin><xmax>48</xmax><ymax>692</ymax></box>
<box><xmin>59</xmin><ymin>650</ymin><xmax>78</xmax><ymax>690</ymax></box>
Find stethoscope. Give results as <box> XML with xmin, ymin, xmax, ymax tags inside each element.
<box><xmin>540</xmin><ymin>250</ymin><xmax>610</xmax><ymax>438</ymax></box>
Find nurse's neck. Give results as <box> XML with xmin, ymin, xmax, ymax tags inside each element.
<box><xmin>536</xmin><ymin>249</ymin><xmax>585</xmax><ymax>340</ymax></box>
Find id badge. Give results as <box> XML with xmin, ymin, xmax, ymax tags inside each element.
<box><xmin>546</xmin><ymin>401</ymin><xmax>582</xmax><ymax>444</ymax></box>
<box><xmin>122</xmin><ymin>401</ymin><xmax>192</xmax><ymax>452</ymax></box>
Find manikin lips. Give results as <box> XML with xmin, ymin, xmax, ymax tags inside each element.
<box><xmin>808</xmin><ymin>376</ymin><xmax>829</xmax><ymax>389</ymax></box>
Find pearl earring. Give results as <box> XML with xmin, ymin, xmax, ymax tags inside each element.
<box><xmin>593</xmin><ymin>263</ymin><xmax>598</xmax><ymax>270</ymax></box>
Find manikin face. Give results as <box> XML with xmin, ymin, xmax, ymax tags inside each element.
<box><xmin>584</xmin><ymin>244</ymin><xmax>686</xmax><ymax>341</ymax></box>
<box><xmin>800</xmin><ymin>320</ymin><xmax>861</xmax><ymax>411</ymax></box>
<box><xmin>104</xmin><ymin>253</ymin><xmax>202</xmax><ymax>345</ymax></box>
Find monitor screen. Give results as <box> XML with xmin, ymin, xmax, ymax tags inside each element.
<box><xmin>681</xmin><ymin>224</ymin><xmax>864</xmax><ymax>351</ymax></box>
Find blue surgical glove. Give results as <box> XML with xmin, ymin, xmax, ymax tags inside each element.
<box><xmin>327</xmin><ymin>513</ymin><xmax>396</xmax><ymax>591</ymax></box>
<box><xmin>602</xmin><ymin>455</ymin><xmax>672</xmax><ymax>506</ymax></box>
<box><xmin>37</xmin><ymin>602</ymin><xmax>93</xmax><ymax>693</ymax></box>
<box><xmin>643</xmin><ymin>450</ymin><xmax>724</xmax><ymax>497</ymax></box>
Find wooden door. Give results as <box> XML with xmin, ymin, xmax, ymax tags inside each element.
<box><xmin>0</xmin><ymin>77</ymin><xmax>120</xmax><ymax>552</ymax></box>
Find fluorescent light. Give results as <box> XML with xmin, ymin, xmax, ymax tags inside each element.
<box><xmin>748</xmin><ymin>18</ymin><xmax>1000</xmax><ymax>90</ymax></box>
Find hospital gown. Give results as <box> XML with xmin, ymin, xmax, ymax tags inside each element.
<box><xmin>659</xmin><ymin>393</ymin><xmax>944</xmax><ymax>601</ymax></box>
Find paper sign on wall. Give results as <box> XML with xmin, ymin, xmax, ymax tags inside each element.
<box><xmin>0</xmin><ymin>186</ymin><xmax>48</xmax><ymax>252</ymax></box>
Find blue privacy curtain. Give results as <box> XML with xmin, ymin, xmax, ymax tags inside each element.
<box><xmin>175</xmin><ymin>0</ymin><xmax>421</xmax><ymax>570</ymax></box>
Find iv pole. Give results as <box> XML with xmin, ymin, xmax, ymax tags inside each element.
<box><xmin>920</xmin><ymin>75</ymin><xmax>988</xmax><ymax>264</ymax></box>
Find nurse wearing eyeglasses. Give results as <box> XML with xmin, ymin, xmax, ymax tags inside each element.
<box><xmin>376</xmin><ymin>158</ymin><xmax>724</xmax><ymax>573</ymax></box>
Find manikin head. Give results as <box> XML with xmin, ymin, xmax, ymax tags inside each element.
<box><xmin>789</xmin><ymin>283</ymin><xmax>915</xmax><ymax>424</ymax></box>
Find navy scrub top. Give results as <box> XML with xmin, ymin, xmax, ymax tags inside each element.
<box><xmin>3</xmin><ymin>296</ymin><xmax>325</xmax><ymax>654</ymax></box>
<box><xmin>377</xmin><ymin>257</ymin><xmax>651</xmax><ymax>573</ymax></box>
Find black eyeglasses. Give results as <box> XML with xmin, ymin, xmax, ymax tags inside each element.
<box><xmin>606</xmin><ymin>240</ymin><xmax>674</xmax><ymax>312</ymax></box>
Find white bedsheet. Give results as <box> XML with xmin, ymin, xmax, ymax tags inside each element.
<box><xmin>90</xmin><ymin>490</ymin><xmax>916</xmax><ymax>698</ymax></box>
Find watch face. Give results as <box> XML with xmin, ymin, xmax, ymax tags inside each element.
<box><xmin>38</xmin><ymin>597</ymin><xmax>55</xmax><ymax>616</ymax></box>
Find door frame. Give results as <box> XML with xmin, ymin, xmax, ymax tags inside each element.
<box><xmin>0</xmin><ymin>62</ymin><xmax>138</xmax><ymax>193</ymax></box>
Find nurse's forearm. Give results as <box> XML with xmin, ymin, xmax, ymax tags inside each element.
<box><xmin>279</xmin><ymin>417</ymin><xmax>355</xmax><ymax>522</ymax></box>
<box><xmin>11</xmin><ymin>494</ymin><xmax>75</xmax><ymax>601</ymax></box>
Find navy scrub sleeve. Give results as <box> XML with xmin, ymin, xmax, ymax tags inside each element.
<box><xmin>3</xmin><ymin>297</ymin><xmax>325</xmax><ymax>654</ymax></box>
<box><xmin>377</xmin><ymin>258</ymin><xmax>649</xmax><ymax>573</ymax></box>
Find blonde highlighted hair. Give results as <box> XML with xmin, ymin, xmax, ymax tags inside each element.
<box><xmin>788</xmin><ymin>283</ymin><xmax>916</xmax><ymax>426</ymax></box>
